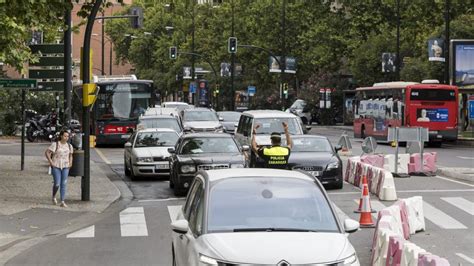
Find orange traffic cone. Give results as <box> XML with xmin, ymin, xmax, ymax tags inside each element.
<box><xmin>354</xmin><ymin>176</ymin><xmax>376</xmax><ymax>213</ymax></box>
<box><xmin>358</xmin><ymin>177</ymin><xmax>375</xmax><ymax>228</ymax></box>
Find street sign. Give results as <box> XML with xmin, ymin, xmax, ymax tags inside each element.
<box><xmin>29</xmin><ymin>56</ymin><xmax>64</xmax><ymax>67</ymax></box>
<box><xmin>247</xmin><ymin>86</ymin><xmax>256</xmax><ymax>96</ymax></box>
<box><xmin>0</xmin><ymin>79</ymin><xmax>37</xmax><ymax>89</ymax></box>
<box><xmin>469</xmin><ymin>98</ymin><xmax>474</xmax><ymax>119</ymax></box>
<box><xmin>29</xmin><ymin>69</ymin><xmax>65</xmax><ymax>79</ymax></box>
<box><xmin>37</xmin><ymin>81</ymin><xmax>64</xmax><ymax>91</ymax></box>
<box><xmin>29</xmin><ymin>44</ymin><xmax>64</xmax><ymax>54</ymax></box>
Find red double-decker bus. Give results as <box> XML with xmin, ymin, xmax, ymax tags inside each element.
<box><xmin>353</xmin><ymin>81</ymin><xmax>458</xmax><ymax>144</ymax></box>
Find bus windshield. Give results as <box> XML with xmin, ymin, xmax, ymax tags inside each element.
<box><xmin>96</xmin><ymin>83</ymin><xmax>151</xmax><ymax>120</ymax></box>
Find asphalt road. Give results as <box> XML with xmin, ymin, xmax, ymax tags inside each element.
<box><xmin>5</xmin><ymin>127</ymin><xmax>474</xmax><ymax>265</ymax></box>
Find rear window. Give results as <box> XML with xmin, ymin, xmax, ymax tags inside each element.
<box><xmin>410</xmin><ymin>89</ymin><xmax>456</xmax><ymax>101</ymax></box>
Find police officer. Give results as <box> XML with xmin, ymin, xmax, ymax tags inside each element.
<box><xmin>251</xmin><ymin>122</ymin><xmax>292</xmax><ymax>169</ymax></box>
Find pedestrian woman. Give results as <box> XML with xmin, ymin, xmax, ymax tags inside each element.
<box><xmin>45</xmin><ymin>130</ymin><xmax>73</xmax><ymax>207</ymax></box>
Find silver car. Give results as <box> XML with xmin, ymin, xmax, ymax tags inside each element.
<box><xmin>171</xmin><ymin>169</ymin><xmax>360</xmax><ymax>266</ymax></box>
<box><xmin>124</xmin><ymin>128</ymin><xmax>179</xmax><ymax>180</ymax></box>
<box><xmin>182</xmin><ymin>108</ymin><xmax>224</xmax><ymax>133</ymax></box>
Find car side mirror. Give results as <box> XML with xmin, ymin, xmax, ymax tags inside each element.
<box><xmin>124</xmin><ymin>142</ymin><xmax>132</xmax><ymax>148</ymax></box>
<box><xmin>305</xmin><ymin>126</ymin><xmax>311</xmax><ymax>131</ymax></box>
<box><xmin>168</xmin><ymin>147</ymin><xmax>176</xmax><ymax>154</ymax></box>
<box><xmin>234</xmin><ymin>123</ymin><xmax>238</xmax><ymax>127</ymax></box>
<box><xmin>334</xmin><ymin>145</ymin><xmax>342</xmax><ymax>152</ymax></box>
<box><xmin>344</xmin><ymin>219</ymin><xmax>360</xmax><ymax>234</ymax></box>
<box><xmin>242</xmin><ymin>145</ymin><xmax>250</xmax><ymax>151</ymax></box>
<box><xmin>171</xmin><ymin>219</ymin><xmax>189</xmax><ymax>234</ymax></box>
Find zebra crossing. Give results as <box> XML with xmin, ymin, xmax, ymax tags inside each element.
<box><xmin>66</xmin><ymin>196</ymin><xmax>473</xmax><ymax>239</ymax></box>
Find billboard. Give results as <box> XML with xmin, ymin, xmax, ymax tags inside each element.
<box><xmin>416</xmin><ymin>108</ymin><xmax>448</xmax><ymax>122</ymax></box>
<box><xmin>451</xmin><ymin>40</ymin><xmax>474</xmax><ymax>88</ymax></box>
<box><xmin>428</xmin><ymin>38</ymin><xmax>445</xmax><ymax>62</ymax></box>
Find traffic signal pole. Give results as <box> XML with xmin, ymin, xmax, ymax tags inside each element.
<box><xmin>230</xmin><ymin>0</ymin><xmax>235</xmax><ymax>111</ymax></box>
<box><xmin>64</xmin><ymin>5</ymin><xmax>72</xmax><ymax>127</ymax></box>
<box><xmin>81</xmin><ymin>0</ymin><xmax>102</xmax><ymax>201</ymax></box>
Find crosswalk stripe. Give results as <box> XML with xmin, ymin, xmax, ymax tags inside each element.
<box><xmin>67</xmin><ymin>225</ymin><xmax>95</xmax><ymax>238</ymax></box>
<box><xmin>167</xmin><ymin>205</ymin><xmax>182</xmax><ymax>222</ymax></box>
<box><xmin>441</xmin><ymin>197</ymin><xmax>474</xmax><ymax>216</ymax></box>
<box><xmin>423</xmin><ymin>201</ymin><xmax>467</xmax><ymax>229</ymax></box>
<box><xmin>120</xmin><ymin>207</ymin><xmax>148</xmax><ymax>237</ymax></box>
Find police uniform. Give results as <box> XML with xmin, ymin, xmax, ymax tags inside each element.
<box><xmin>256</xmin><ymin>132</ymin><xmax>291</xmax><ymax>169</ymax></box>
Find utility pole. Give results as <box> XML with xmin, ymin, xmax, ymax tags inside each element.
<box><xmin>191</xmin><ymin>1</ymin><xmax>195</xmax><ymax>105</ymax></box>
<box><xmin>64</xmin><ymin>3</ymin><xmax>72</xmax><ymax>126</ymax></box>
<box><xmin>230</xmin><ymin>0</ymin><xmax>235</xmax><ymax>111</ymax></box>
<box><xmin>280</xmin><ymin>0</ymin><xmax>286</xmax><ymax>109</ymax></box>
<box><xmin>444</xmin><ymin>0</ymin><xmax>450</xmax><ymax>84</ymax></box>
<box><xmin>101</xmin><ymin>10</ymin><xmax>105</xmax><ymax>75</ymax></box>
<box><xmin>81</xmin><ymin>0</ymin><xmax>102</xmax><ymax>201</ymax></box>
<box><xmin>396</xmin><ymin>0</ymin><xmax>400</xmax><ymax>81</ymax></box>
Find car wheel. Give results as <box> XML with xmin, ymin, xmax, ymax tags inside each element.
<box><xmin>130</xmin><ymin>160</ymin><xmax>137</xmax><ymax>181</ymax></box>
<box><xmin>173</xmin><ymin>176</ymin><xmax>186</xmax><ymax>196</ymax></box>
<box><xmin>124</xmin><ymin>159</ymin><xmax>131</xmax><ymax>176</ymax></box>
<box><xmin>333</xmin><ymin>179</ymin><xmax>343</xmax><ymax>189</ymax></box>
<box><xmin>169</xmin><ymin>171</ymin><xmax>175</xmax><ymax>189</ymax></box>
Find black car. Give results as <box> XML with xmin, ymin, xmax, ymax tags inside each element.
<box><xmin>288</xmin><ymin>135</ymin><xmax>343</xmax><ymax>189</ymax></box>
<box><xmin>168</xmin><ymin>133</ymin><xmax>248</xmax><ymax>196</ymax></box>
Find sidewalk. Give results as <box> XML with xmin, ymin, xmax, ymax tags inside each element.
<box><xmin>0</xmin><ymin>147</ymin><xmax>121</xmax><ymax>259</ymax></box>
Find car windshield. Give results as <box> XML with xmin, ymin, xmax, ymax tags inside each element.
<box><xmin>134</xmin><ymin>132</ymin><xmax>178</xmax><ymax>147</ymax></box>
<box><xmin>218</xmin><ymin>112</ymin><xmax>241</xmax><ymax>122</ymax></box>
<box><xmin>183</xmin><ymin>111</ymin><xmax>218</xmax><ymax>122</ymax></box>
<box><xmin>254</xmin><ymin>118</ymin><xmax>301</xmax><ymax>135</ymax></box>
<box><xmin>139</xmin><ymin>117</ymin><xmax>182</xmax><ymax>132</ymax></box>
<box><xmin>180</xmin><ymin>137</ymin><xmax>239</xmax><ymax>154</ymax></box>
<box><xmin>292</xmin><ymin>138</ymin><xmax>333</xmax><ymax>152</ymax></box>
<box><xmin>290</xmin><ymin>100</ymin><xmax>306</xmax><ymax>109</ymax></box>
<box><xmin>207</xmin><ymin>177</ymin><xmax>339</xmax><ymax>233</ymax></box>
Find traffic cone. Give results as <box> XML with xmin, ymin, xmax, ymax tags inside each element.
<box><xmin>358</xmin><ymin>178</ymin><xmax>375</xmax><ymax>228</ymax></box>
<box><xmin>354</xmin><ymin>175</ymin><xmax>376</xmax><ymax>213</ymax></box>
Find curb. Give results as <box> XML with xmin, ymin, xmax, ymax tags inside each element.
<box><xmin>436</xmin><ymin>168</ymin><xmax>474</xmax><ymax>183</ymax></box>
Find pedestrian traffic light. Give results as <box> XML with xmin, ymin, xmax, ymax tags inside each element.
<box><xmin>228</xmin><ymin>37</ymin><xmax>237</xmax><ymax>53</ymax></box>
<box><xmin>169</xmin><ymin>46</ymin><xmax>177</xmax><ymax>59</ymax></box>
<box><xmin>130</xmin><ymin>7</ymin><xmax>144</xmax><ymax>29</ymax></box>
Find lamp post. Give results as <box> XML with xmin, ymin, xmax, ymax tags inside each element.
<box><xmin>230</xmin><ymin>0</ymin><xmax>235</xmax><ymax>111</ymax></box>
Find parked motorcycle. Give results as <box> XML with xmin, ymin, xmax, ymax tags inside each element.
<box><xmin>26</xmin><ymin>112</ymin><xmax>60</xmax><ymax>142</ymax></box>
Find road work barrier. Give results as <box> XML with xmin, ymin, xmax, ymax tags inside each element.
<box><xmin>345</xmin><ymin>156</ymin><xmax>397</xmax><ymax>201</ymax></box>
<box><xmin>408</xmin><ymin>152</ymin><xmax>437</xmax><ymax>175</ymax></box>
<box><xmin>371</xmin><ymin>196</ymin><xmax>449</xmax><ymax>266</ymax></box>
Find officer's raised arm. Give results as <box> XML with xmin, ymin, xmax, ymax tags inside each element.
<box><xmin>251</xmin><ymin>124</ymin><xmax>260</xmax><ymax>154</ymax></box>
<box><xmin>282</xmin><ymin>122</ymin><xmax>292</xmax><ymax>149</ymax></box>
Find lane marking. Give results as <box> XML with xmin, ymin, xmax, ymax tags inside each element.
<box><xmin>456</xmin><ymin>253</ymin><xmax>474</xmax><ymax>264</ymax></box>
<box><xmin>66</xmin><ymin>225</ymin><xmax>95</xmax><ymax>238</ymax></box>
<box><xmin>138</xmin><ymin>197</ymin><xmax>185</xmax><ymax>203</ymax></box>
<box><xmin>434</xmin><ymin>175</ymin><xmax>474</xmax><ymax>187</ymax></box>
<box><xmin>398</xmin><ymin>189</ymin><xmax>474</xmax><ymax>193</ymax></box>
<box><xmin>423</xmin><ymin>201</ymin><xmax>467</xmax><ymax>229</ymax></box>
<box><xmin>120</xmin><ymin>207</ymin><xmax>148</xmax><ymax>237</ymax></box>
<box><xmin>441</xmin><ymin>197</ymin><xmax>474</xmax><ymax>216</ymax></box>
<box><xmin>94</xmin><ymin>147</ymin><xmax>111</xmax><ymax>165</ymax></box>
<box><xmin>167</xmin><ymin>205</ymin><xmax>182</xmax><ymax>223</ymax></box>
<box><xmin>456</xmin><ymin>156</ymin><xmax>474</xmax><ymax>160</ymax></box>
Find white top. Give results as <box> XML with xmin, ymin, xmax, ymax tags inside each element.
<box><xmin>48</xmin><ymin>142</ymin><xmax>73</xmax><ymax>169</ymax></box>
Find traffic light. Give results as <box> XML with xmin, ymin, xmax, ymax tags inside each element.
<box><xmin>283</xmin><ymin>83</ymin><xmax>288</xmax><ymax>99</ymax></box>
<box><xmin>228</xmin><ymin>37</ymin><xmax>237</xmax><ymax>53</ymax></box>
<box><xmin>169</xmin><ymin>46</ymin><xmax>177</xmax><ymax>59</ymax></box>
<box><xmin>130</xmin><ymin>7</ymin><xmax>144</xmax><ymax>29</ymax></box>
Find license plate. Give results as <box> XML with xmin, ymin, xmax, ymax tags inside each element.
<box><xmin>310</xmin><ymin>171</ymin><xmax>322</xmax><ymax>177</ymax></box>
<box><xmin>121</xmin><ymin>134</ymin><xmax>131</xmax><ymax>139</ymax></box>
<box><xmin>156</xmin><ymin>164</ymin><xmax>169</xmax><ymax>170</ymax></box>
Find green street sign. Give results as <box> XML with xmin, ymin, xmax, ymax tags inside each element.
<box><xmin>37</xmin><ymin>82</ymin><xmax>64</xmax><ymax>91</ymax></box>
<box><xmin>0</xmin><ymin>79</ymin><xmax>37</xmax><ymax>89</ymax></box>
<box><xmin>29</xmin><ymin>56</ymin><xmax>64</xmax><ymax>67</ymax></box>
<box><xmin>30</xmin><ymin>44</ymin><xmax>64</xmax><ymax>54</ymax></box>
<box><xmin>29</xmin><ymin>69</ymin><xmax>65</xmax><ymax>79</ymax></box>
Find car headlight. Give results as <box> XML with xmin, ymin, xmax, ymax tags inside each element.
<box><xmin>231</xmin><ymin>164</ymin><xmax>244</xmax><ymax>168</ymax></box>
<box><xmin>327</xmin><ymin>160</ymin><xmax>340</xmax><ymax>170</ymax></box>
<box><xmin>199</xmin><ymin>254</ymin><xmax>218</xmax><ymax>266</ymax></box>
<box><xmin>137</xmin><ymin>157</ymin><xmax>153</xmax><ymax>163</ymax></box>
<box><xmin>337</xmin><ymin>253</ymin><xmax>359</xmax><ymax>266</ymax></box>
<box><xmin>180</xmin><ymin>165</ymin><xmax>196</xmax><ymax>173</ymax></box>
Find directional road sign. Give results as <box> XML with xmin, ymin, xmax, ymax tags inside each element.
<box><xmin>0</xmin><ymin>79</ymin><xmax>37</xmax><ymax>89</ymax></box>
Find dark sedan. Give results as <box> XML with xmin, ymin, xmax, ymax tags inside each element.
<box><xmin>289</xmin><ymin>135</ymin><xmax>343</xmax><ymax>189</ymax></box>
<box><xmin>168</xmin><ymin>133</ymin><xmax>248</xmax><ymax>196</ymax></box>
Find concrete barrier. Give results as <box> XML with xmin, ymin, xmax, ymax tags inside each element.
<box><xmin>418</xmin><ymin>253</ymin><xmax>450</xmax><ymax>266</ymax></box>
<box><xmin>402</xmin><ymin>196</ymin><xmax>425</xmax><ymax>234</ymax></box>
<box><xmin>361</xmin><ymin>154</ymin><xmax>385</xmax><ymax>168</ymax></box>
<box><xmin>408</xmin><ymin>152</ymin><xmax>437</xmax><ymax>174</ymax></box>
<box><xmin>384</xmin><ymin>154</ymin><xmax>410</xmax><ymax>175</ymax></box>
<box><xmin>373</xmin><ymin>228</ymin><xmax>397</xmax><ymax>266</ymax></box>
<box><xmin>345</xmin><ymin>156</ymin><xmax>397</xmax><ymax>201</ymax></box>
<box><xmin>400</xmin><ymin>243</ymin><xmax>426</xmax><ymax>266</ymax></box>
<box><xmin>386</xmin><ymin>235</ymin><xmax>404</xmax><ymax>266</ymax></box>
<box><xmin>396</xmin><ymin>200</ymin><xmax>411</xmax><ymax>240</ymax></box>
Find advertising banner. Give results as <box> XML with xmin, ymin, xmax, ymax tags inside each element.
<box><xmin>416</xmin><ymin>108</ymin><xmax>448</xmax><ymax>122</ymax></box>
<box><xmin>428</xmin><ymin>38</ymin><xmax>445</xmax><ymax>62</ymax></box>
<box><xmin>269</xmin><ymin>56</ymin><xmax>297</xmax><ymax>74</ymax></box>
<box><xmin>235</xmin><ymin>90</ymin><xmax>249</xmax><ymax>111</ymax></box>
<box><xmin>381</xmin><ymin>53</ymin><xmax>396</xmax><ymax>73</ymax></box>
<box><xmin>453</xmin><ymin>42</ymin><xmax>474</xmax><ymax>86</ymax></box>
<box><xmin>469</xmin><ymin>96</ymin><xmax>474</xmax><ymax>119</ymax></box>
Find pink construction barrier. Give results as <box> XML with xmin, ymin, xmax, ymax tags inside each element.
<box><xmin>408</xmin><ymin>152</ymin><xmax>437</xmax><ymax>174</ymax></box>
<box><xmin>361</xmin><ymin>154</ymin><xmax>385</xmax><ymax>168</ymax></box>
<box><xmin>386</xmin><ymin>235</ymin><xmax>404</xmax><ymax>266</ymax></box>
<box><xmin>417</xmin><ymin>253</ymin><xmax>450</xmax><ymax>266</ymax></box>
<box><xmin>400</xmin><ymin>243</ymin><xmax>426</xmax><ymax>266</ymax></box>
<box><xmin>396</xmin><ymin>200</ymin><xmax>411</xmax><ymax>240</ymax></box>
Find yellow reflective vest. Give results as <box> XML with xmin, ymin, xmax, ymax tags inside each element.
<box><xmin>257</xmin><ymin>146</ymin><xmax>291</xmax><ymax>169</ymax></box>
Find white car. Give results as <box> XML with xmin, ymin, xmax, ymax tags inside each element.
<box><xmin>171</xmin><ymin>168</ymin><xmax>360</xmax><ymax>266</ymax></box>
<box><xmin>124</xmin><ymin>128</ymin><xmax>179</xmax><ymax>180</ymax></box>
